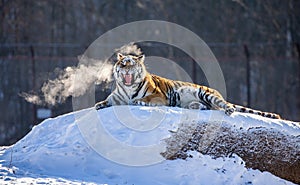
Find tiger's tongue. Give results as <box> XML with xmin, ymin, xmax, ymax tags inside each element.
<box><xmin>124</xmin><ymin>74</ymin><xmax>132</xmax><ymax>85</ymax></box>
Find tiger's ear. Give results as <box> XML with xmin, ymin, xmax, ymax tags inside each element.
<box><xmin>137</xmin><ymin>54</ymin><xmax>145</xmax><ymax>63</ymax></box>
<box><xmin>117</xmin><ymin>53</ymin><xmax>124</xmax><ymax>60</ymax></box>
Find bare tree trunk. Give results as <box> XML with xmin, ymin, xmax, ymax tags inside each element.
<box><xmin>286</xmin><ymin>0</ymin><xmax>293</xmax><ymax>58</ymax></box>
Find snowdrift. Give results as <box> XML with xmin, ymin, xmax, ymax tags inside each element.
<box><xmin>0</xmin><ymin>106</ymin><xmax>299</xmax><ymax>184</ymax></box>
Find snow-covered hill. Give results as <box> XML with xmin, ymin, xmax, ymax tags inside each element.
<box><xmin>0</xmin><ymin>106</ymin><xmax>299</xmax><ymax>185</ymax></box>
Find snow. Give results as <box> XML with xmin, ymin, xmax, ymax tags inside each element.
<box><xmin>0</xmin><ymin>106</ymin><xmax>299</xmax><ymax>184</ymax></box>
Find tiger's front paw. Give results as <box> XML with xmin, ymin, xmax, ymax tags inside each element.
<box><xmin>95</xmin><ymin>101</ymin><xmax>109</xmax><ymax>110</ymax></box>
<box><xmin>133</xmin><ymin>99</ymin><xmax>149</xmax><ymax>106</ymax></box>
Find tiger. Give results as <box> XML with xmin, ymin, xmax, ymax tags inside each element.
<box><xmin>95</xmin><ymin>53</ymin><xmax>281</xmax><ymax>119</ymax></box>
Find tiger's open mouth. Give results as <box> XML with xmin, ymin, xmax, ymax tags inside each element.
<box><xmin>122</xmin><ymin>74</ymin><xmax>133</xmax><ymax>86</ymax></box>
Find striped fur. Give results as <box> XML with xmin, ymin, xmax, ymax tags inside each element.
<box><xmin>95</xmin><ymin>53</ymin><xmax>281</xmax><ymax>119</ymax></box>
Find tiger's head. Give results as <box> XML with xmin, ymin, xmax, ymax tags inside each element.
<box><xmin>113</xmin><ymin>53</ymin><xmax>147</xmax><ymax>86</ymax></box>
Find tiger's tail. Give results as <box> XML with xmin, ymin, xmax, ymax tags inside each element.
<box><xmin>232</xmin><ymin>104</ymin><xmax>281</xmax><ymax>119</ymax></box>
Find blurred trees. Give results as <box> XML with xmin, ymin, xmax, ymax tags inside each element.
<box><xmin>0</xmin><ymin>0</ymin><xmax>299</xmax><ymax>145</ymax></box>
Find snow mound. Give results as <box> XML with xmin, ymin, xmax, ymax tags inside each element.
<box><xmin>0</xmin><ymin>106</ymin><xmax>299</xmax><ymax>184</ymax></box>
